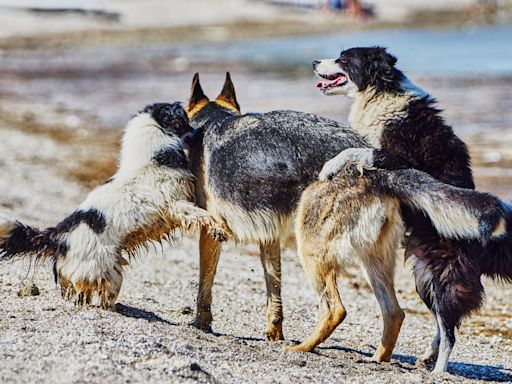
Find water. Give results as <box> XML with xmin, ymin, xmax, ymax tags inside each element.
<box><xmin>176</xmin><ymin>24</ymin><xmax>512</xmax><ymax>76</ymax></box>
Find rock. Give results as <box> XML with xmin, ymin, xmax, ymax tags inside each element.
<box><xmin>17</xmin><ymin>282</ymin><xmax>40</xmax><ymax>297</ymax></box>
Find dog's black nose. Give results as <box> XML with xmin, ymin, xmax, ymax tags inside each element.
<box><xmin>312</xmin><ymin>60</ymin><xmax>320</xmax><ymax>69</ymax></box>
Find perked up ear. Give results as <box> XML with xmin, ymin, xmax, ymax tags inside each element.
<box><xmin>215</xmin><ymin>72</ymin><xmax>240</xmax><ymax>114</ymax></box>
<box><xmin>186</xmin><ymin>73</ymin><xmax>209</xmax><ymax>118</ymax></box>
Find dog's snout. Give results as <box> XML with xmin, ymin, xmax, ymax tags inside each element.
<box><xmin>312</xmin><ymin>60</ymin><xmax>320</xmax><ymax>69</ymax></box>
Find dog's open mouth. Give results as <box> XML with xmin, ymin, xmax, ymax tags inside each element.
<box><xmin>316</xmin><ymin>73</ymin><xmax>348</xmax><ymax>90</ymax></box>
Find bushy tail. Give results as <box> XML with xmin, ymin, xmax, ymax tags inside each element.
<box><xmin>369</xmin><ymin>168</ymin><xmax>507</xmax><ymax>244</ymax></box>
<box><xmin>479</xmin><ymin>201</ymin><xmax>512</xmax><ymax>282</ymax></box>
<box><xmin>0</xmin><ymin>213</ymin><xmax>61</xmax><ymax>263</ymax></box>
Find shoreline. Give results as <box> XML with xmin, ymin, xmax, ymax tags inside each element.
<box><xmin>0</xmin><ymin>7</ymin><xmax>510</xmax><ymax>51</ymax></box>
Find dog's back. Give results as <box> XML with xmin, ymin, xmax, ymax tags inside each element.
<box><xmin>185</xmin><ymin>73</ymin><xmax>369</xmax><ymax>340</ymax></box>
<box><xmin>190</xmin><ymin>106</ymin><xmax>368</xmax><ymax>244</ymax></box>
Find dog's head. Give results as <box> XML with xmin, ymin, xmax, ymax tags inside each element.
<box><xmin>142</xmin><ymin>102</ymin><xmax>192</xmax><ymax>137</ymax></box>
<box><xmin>313</xmin><ymin>47</ymin><xmax>403</xmax><ymax>97</ymax></box>
<box><xmin>186</xmin><ymin>72</ymin><xmax>241</xmax><ymax>120</ymax></box>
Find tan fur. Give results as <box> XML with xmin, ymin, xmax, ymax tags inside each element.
<box><xmin>289</xmin><ymin>168</ymin><xmax>405</xmax><ymax>360</ymax></box>
<box><xmin>215</xmin><ymin>72</ymin><xmax>240</xmax><ymax>114</ymax></box>
<box><xmin>186</xmin><ymin>98</ymin><xmax>209</xmax><ymax>119</ymax></box>
<box><xmin>189</xmin><ymin>102</ymin><xmax>287</xmax><ymax>339</ymax></box>
<box><xmin>193</xmin><ymin>226</ymin><xmax>222</xmax><ymax>331</ymax></box>
<box><xmin>187</xmin><ymin>73</ymin><xmax>210</xmax><ymax>119</ymax></box>
<box><xmin>348</xmin><ymin>88</ymin><xmax>411</xmax><ymax>147</ymax></box>
<box><xmin>214</xmin><ymin>98</ymin><xmax>240</xmax><ymax>115</ymax></box>
<box><xmin>492</xmin><ymin>217</ymin><xmax>507</xmax><ymax>237</ymax></box>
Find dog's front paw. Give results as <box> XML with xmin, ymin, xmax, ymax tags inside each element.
<box><xmin>203</xmin><ymin>218</ymin><xmax>231</xmax><ymax>242</ymax></box>
<box><xmin>319</xmin><ymin>157</ymin><xmax>343</xmax><ymax>181</ymax></box>
<box><xmin>319</xmin><ymin>148</ymin><xmax>375</xmax><ymax>181</ymax></box>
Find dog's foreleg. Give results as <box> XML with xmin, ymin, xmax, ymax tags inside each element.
<box><xmin>319</xmin><ymin>147</ymin><xmax>374</xmax><ymax>181</ymax></box>
<box><xmin>260</xmin><ymin>240</ymin><xmax>284</xmax><ymax>341</ymax></box>
<box><xmin>192</xmin><ymin>227</ymin><xmax>222</xmax><ymax>332</ymax></box>
<box><xmin>170</xmin><ymin>201</ymin><xmax>228</xmax><ymax>241</ymax></box>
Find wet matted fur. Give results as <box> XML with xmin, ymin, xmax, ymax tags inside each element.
<box><xmin>313</xmin><ymin>47</ymin><xmax>512</xmax><ymax>372</ymax></box>
<box><xmin>185</xmin><ymin>73</ymin><xmax>369</xmax><ymax>340</ymax></box>
<box><xmin>290</xmin><ymin>164</ymin><xmax>508</xmax><ymax>362</ymax></box>
<box><xmin>0</xmin><ymin>103</ymin><xmax>227</xmax><ymax>310</ymax></box>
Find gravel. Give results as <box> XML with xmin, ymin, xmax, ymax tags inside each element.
<box><xmin>0</xmin><ymin>120</ymin><xmax>511</xmax><ymax>384</ymax></box>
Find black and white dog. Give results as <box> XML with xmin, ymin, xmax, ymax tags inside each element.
<box><xmin>313</xmin><ymin>47</ymin><xmax>512</xmax><ymax>372</ymax></box>
<box><xmin>0</xmin><ymin>102</ymin><xmax>227</xmax><ymax>310</ymax></box>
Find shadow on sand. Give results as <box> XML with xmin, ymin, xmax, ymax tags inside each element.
<box><xmin>318</xmin><ymin>344</ymin><xmax>512</xmax><ymax>382</ymax></box>
<box><xmin>115</xmin><ymin>303</ymin><xmax>176</xmax><ymax>325</ymax></box>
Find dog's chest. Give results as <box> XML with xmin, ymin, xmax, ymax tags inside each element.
<box><xmin>349</xmin><ymin>93</ymin><xmax>410</xmax><ymax>148</ymax></box>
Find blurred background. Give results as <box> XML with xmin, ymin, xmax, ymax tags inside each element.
<box><xmin>0</xmin><ymin>0</ymin><xmax>511</xmax><ymax>220</ymax></box>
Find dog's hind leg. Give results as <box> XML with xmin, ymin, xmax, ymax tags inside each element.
<box><xmin>260</xmin><ymin>240</ymin><xmax>284</xmax><ymax>341</ymax></box>
<box><xmin>193</xmin><ymin>227</ymin><xmax>222</xmax><ymax>332</ymax></box>
<box><xmin>432</xmin><ymin>314</ymin><xmax>456</xmax><ymax>373</ymax></box>
<box><xmin>417</xmin><ymin>318</ymin><xmax>440</xmax><ymax>369</ymax></box>
<box><xmin>287</xmin><ymin>255</ymin><xmax>346</xmax><ymax>352</ymax></box>
<box><xmin>361</xmin><ymin>253</ymin><xmax>405</xmax><ymax>362</ymax></box>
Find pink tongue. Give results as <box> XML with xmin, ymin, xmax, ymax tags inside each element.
<box><xmin>317</xmin><ymin>76</ymin><xmax>345</xmax><ymax>89</ymax></box>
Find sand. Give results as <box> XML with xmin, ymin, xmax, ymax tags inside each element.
<box><xmin>0</xmin><ymin>76</ymin><xmax>511</xmax><ymax>383</ymax></box>
<box><xmin>0</xmin><ymin>2</ymin><xmax>511</xmax><ymax>382</ymax></box>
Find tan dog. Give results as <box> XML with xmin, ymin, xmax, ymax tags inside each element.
<box><xmin>288</xmin><ymin>165</ymin><xmax>508</xmax><ymax>362</ymax></box>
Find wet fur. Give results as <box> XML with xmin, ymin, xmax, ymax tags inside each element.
<box><xmin>313</xmin><ymin>47</ymin><xmax>512</xmax><ymax>372</ymax></box>
<box><xmin>290</xmin><ymin>164</ymin><xmax>506</xmax><ymax>361</ymax></box>
<box><xmin>0</xmin><ymin>103</ymin><xmax>227</xmax><ymax>310</ymax></box>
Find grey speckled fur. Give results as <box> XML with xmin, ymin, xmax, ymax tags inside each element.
<box><xmin>189</xmin><ymin>104</ymin><xmax>368</xmax><ymax>214</ymax></box>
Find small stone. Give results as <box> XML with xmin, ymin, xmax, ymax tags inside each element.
<box><xmin>17</xmin><ymin>282</ymin><xmax>40</xmax><ymax>297</ymax></box>
<box><xmin>181</xmin><ymin>306</ymin><xmax>193</xmax><ymax>315</ymax></box>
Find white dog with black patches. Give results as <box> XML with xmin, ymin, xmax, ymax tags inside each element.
<box><xmin>0</xmin><ymin>102</ymin><xmax>227</xmax><ymax>310</ymax></box>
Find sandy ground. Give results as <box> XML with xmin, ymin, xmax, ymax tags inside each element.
<box><xmin>0</xmin><ymin>121</ymin><xmax>511</xmax><ymax>384</ymax></box>
<box><xmin>0</xmin><ymin>3</ymin><xmax>511</xmax><ymax>382</ymax></box>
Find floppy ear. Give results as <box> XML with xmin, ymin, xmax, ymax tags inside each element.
<box><xmin>215</xmin><ymin>72</ymin><xmax>240</xmax><ymax>114</ymax></box>
<box><xmin>187</xmin><ymin>73</ymin><xmax>209</xmax><ymax>117</ymax></box>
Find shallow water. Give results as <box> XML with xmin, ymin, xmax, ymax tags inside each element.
<box><xmin>175</xmin><ymin>24</ymin><xmax>512</xmax><ymax>76</ymax></box>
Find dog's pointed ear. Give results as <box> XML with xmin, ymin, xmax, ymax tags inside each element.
<box><xmin>187</xmin><ymin>73</ymin><xmax>209</xmax><ymax>117</ymax></box>
<box><xmin>215</xmin><ymin>72</ymin><xmax>240</xmax><ymax>114</ymax></box>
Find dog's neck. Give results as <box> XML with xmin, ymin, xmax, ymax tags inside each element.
<box><xmin>348</xmin><ymin>78</ymin><xmax>431</xmax><ymax>147</ymax></box>
<box><xmin>117</xmin><ymin>113</ymin><xmax>181</xmax><ymax>177</ymax></box>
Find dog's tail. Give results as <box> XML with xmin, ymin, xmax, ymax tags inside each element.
<box><xmin>478</xmin><ymin>201</ymin><xmax>512</xmax><ymax>282</ymax></box>
<box><xmin>0</xmin><ymin>212</ymin><xmax>62</xmax><ymax>264</ymax></box>
<box><xmin>369</xmin><ymin>168</ymin><xmax>508</xmax><ymax>244</ymax></box>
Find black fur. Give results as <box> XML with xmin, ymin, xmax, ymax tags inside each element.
<box><xmin>336</xmin><ymin>47</ymin><xmax>404</xmax><ymax>94</ymax></box>
<box><xmin>0</xmin><ymin>209</ymin><xmax>105</xmax><ymax>263</ymax></box>
<box><xmin>188</xmin><ymin>102</ymin><xmax>368</xmax><ymax>213</ymax></box>
<box><xmin>373</xmin><ymin>98</ymin><xmax>474</xmax><ymax>189</ymax></box>
<box><xmin>55</xmin><ymin>209</ymin><xmax>106</xmax><ymax>235</ymax></box>
<box><xmin>153</xmin><ymin>147</ymin><xmax>188</xmax><ymax>169</ymax></box>
<box><xmin>339</xmin><ymin>46</ymin><xmax>512</xmax><ymax>367</ymax></box>
<box><xmin>143</xmin><ymin>102</ymin><xmax>192</xmax><ymax>137</ymax></box>
<box><xmin>1</xmin><ymin>222</ymin><xmax>66</xmax><ymax>261</ymax></box>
